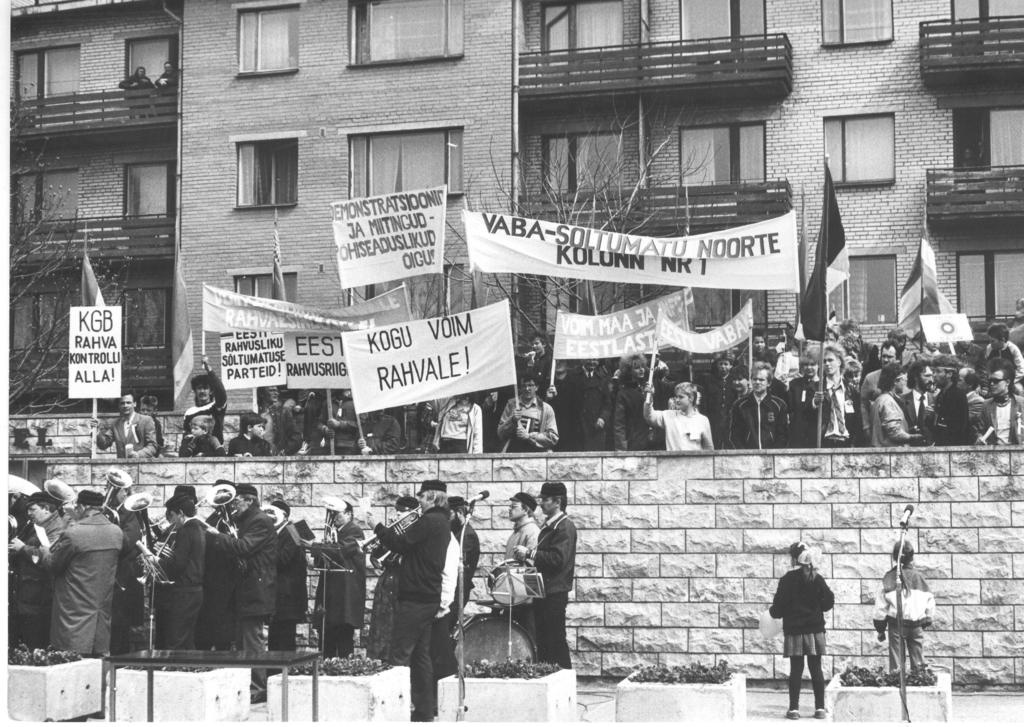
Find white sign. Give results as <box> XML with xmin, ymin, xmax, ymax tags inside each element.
<box><xmin>331</xmin><ymin>186</ymin><xmax>447</xmax><ymax>289</ymax></box>
<box><xmin>657</xmin><ymin>300</ymin><xmax>754</xmax><ymax>354</ymax></box>
<box><xmin>920</xmin><ymin>313</ymin><xmax>973</xmax><ymax>343</ymax></box>
<box><xmin>68</xmin><ymin>306</ymin><xmax>122</xmax><ymax>398</ymax></box>
<box><xmin>465</xmin><ymin>210</ymin><xmax>800</xmax><ymax>292</ymax></box>
<box><xmin>285</xmin><ymin>333</ymin><xmax>349</xmax><ymax>388</ymax></box>
<box><xmin>220</xmin><ymin>332</ymin><xmax>287</xmax><ymax>389</ymax></box>
<box><xmin>341</xmin><ymin>300</ymin><xmax>516</xmax><ymax>413</ymax></box>
<box><xmin>553</xmin><ymin>290</ymin><xmax>691</xmax><ymax>359</ymax></box>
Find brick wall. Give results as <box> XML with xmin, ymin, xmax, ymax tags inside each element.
<box><xmin>35</xmin><ymin>448</ymin><xmax>1024</xmax><ymax>685</ymax></box>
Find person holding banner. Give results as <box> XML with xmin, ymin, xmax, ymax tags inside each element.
<box><xmin>184</xmin><ymin>358</ymin><xmax>228</xmax><ymax>444</ymax></box>
<box><xmin>810</xmin><ymin>343</ymin><xmax>863</xmax><ymax>448</ymax></box>
<box><xmin>614</xmin><ymin>355</ymin><xmax>653</xmax><ymax>451</ymax></box>
<box><xmin>431</xmin><ymin>394</ymin><xmax>483</xmax><ymax>454</ymax></box>
<box><xmin>358</xmin><ymin>409</ymin><xmax>403</xmax><ymax>455</ymax></box>
<box><xmin>93</xmin><ymin>393</ymin><xmax>159</xmax><ymax>459</ymax></box>
<box><xmin>498</xmin><ymin>374</ymin><xmax>559</xmax><ymax>453</ymax></box>
<box><xmin>522</xmin><ymin>335</ymin><xmax>553</xmax><ymax>393</ymax></box>
<box><xmin>728</xmin><ymin>363</ymin><xmax>789</xmax><ymax>450</ymax></box>
<box><xmin>643</xmin><ymin>382</ymin><xmax>713</xmax><ymax>451</ymax></box>
<box><xmin>325</xmin><ymin>389</ymin><xmax>361</xmax><ymax>454</ymax></box>
<box><xmin>699</xmin><ymin>356</ymin><xmax>738</xmax><ymax>449</ymax></box>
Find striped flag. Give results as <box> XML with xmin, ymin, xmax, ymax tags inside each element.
<box><xmin>272</xmin><ymin>209</ymin><xmax>287</xmax><ymax>302</ymax></box>
<box><xmin>898</xmin><ymin>232</ymin><xmax>954</xmax><ymax>338</ymax></box>
<box><xmin>81</xmin><ymin>246</ymin><xmax>105</xmax><ymax>307</ymax></box>
<box><xmin>799</xmin><ymin>162</ymin><xmax>847</xmax><ymax>341</ymax></box>
<box><xmin>171</xmin><ymin>253</ymin><xmax>194</xmax><ymax>405</ymax></box>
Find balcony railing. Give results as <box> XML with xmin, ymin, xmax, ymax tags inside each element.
<box><xmin>920</xmin><ymin>16</ymin><xmax>1024</xmax><ymax>87</ymax></box>
<box><xmin>926</xmin><ymin>166</ymin><xmax>1024</xmax><ymax>224</ymax></box>
<box><xmin>520</xmin><ymin>34</ymin><xmax>792</xmax><ymax>102</ymax></box>
<box><xmin>15</xmin><ymin>88</ymin><xmax>178</xmax><ymax>135</ymax></box>
<box><xmin>25</xmin><ymin>215</ymin><xmax>176</xmax><ymax>259</ymax></box>
<box><xmin>520</xmin><ymin>180</ymin><xmax>792</xmax><ymax>235</ymax></box>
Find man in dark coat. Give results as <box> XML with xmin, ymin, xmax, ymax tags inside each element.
<box><xmin>108</xmin><ymin>469</ymin><xmax>146</xmax><ymax>655</ymax></box>
<box><xmin>512</xmin><ymin>481</ymin><xmax>577</xmax><ymax>669</ymax></box>
<box><xmin>787</xmin><ymin>357</ymin><xmax>820</xmax><ymax>448</ymax></box>
<box><xmin>699</xmin><ymin>355</ymin><xmax>737</xmax><ymax>449</ymax></box>
<box><xmin>9</xmin><ymin>490</ymin><xmax>68</xmax><ymax>648</ymax></box>
<box><xmin>614</xmin><ymin>356</ymin><xmax>651</xmax><ymax>451</ymax></box>
<box><xmin>205</xmin><ymin>482</ymin><xmax>277</xmax><ymax>703</ymax></box>
<box><xmin>810</xmin><ymin>343</ymin><xmax>863</xmax><ymax>447</ymax></box>
<box><xmin>46</xmin><ymin>489</ymin><xmax>127</xmax><ymax>656</ymax></box>
<box><xmin>183</xmin><ymin>357</ymin><xmax>228</xmax><ymax>444</ymax></box>
<box><xmin>195</xmin><ymin>480</ymin><xmax>240</xmax><ymax>651</ymax></box>
<box><xmin>313</xmin><ymin>496</ymin><xmax>365</xmax><ymax>658</ymax></box>
<box><xmin>930</xmin><ymin>357</ymin><xmax>973</xmax><ymax>445</ymax></box>
<box><xmin>728</xmin><ymin>362</ymin><xmax>789</xmax><ymax>449</ymax></box>
<box><xmin>574</xmin><ymin>359</ymin><xmax>611</xmax><ymax>451</ymax></box>
<box><xmin>546</xmin><ymin>362</ymin><xmax>582</xmax><ymax>452</ymax></box>
<box><xmin>902</xmin><ymin>360</ymin><xmax>936</xmax><ymax>444</ymax></box>
<box><xmin>267</xmin><ymin>499</ymin><xmax>307</xmax><ymax>655</ymax></box>
<box><xmin>366</xmin><ymin>480</ymin><xmax>452</xmax><ymax>722</ymax></box>
<box><xmin>154</xmin><ymin>494</ymin><xmax>206</xmax><ymax>649</ymax></box>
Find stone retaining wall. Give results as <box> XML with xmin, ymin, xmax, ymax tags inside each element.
<box><xmin>41</xmin><ymin>448</ymin><xmax>1024</xmax><ymax>685</ymax></box>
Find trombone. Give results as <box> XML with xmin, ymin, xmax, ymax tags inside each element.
<box><xmin>202</xmin><ymin>482</ymin><xmax>238</xmax><ymax>537</ymax></box>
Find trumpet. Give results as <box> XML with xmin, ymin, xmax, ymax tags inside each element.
<box><xmin>203</xmin><ymin>483</ymin><xmax>238</xmax><ymax>537</ymax></box>
<box><xmin>135</xmin><ymin>539</ymin><xmax>174</xmax><ymax>584</ymax></box>
<box><xmin>362</xmin><ymin>507</ymin><xmax>421</xmax><ymax>569</ymax></box>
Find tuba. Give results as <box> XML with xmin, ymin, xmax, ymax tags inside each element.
<box><xmin>361</xmin><ymin>507</ymin><xmax>421</xmax><ymax>569</ymax></box>
<box><xmin>100</xmin><ymin>468</ymin><xmax>133</xmax><ymax>524</ymax></box>
<box><xmin>202</xmin><ymin>482</ymin><xmax>238</xmax><ymax>537</ymax></box>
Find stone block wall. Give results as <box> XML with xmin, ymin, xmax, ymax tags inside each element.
<box><xmin>41</xmin><ymin>448</ymin><xmax>1024</xmax><ymax>685</ymax></box>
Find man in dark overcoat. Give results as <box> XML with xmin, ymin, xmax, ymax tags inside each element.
<box><xmin>267</xmin><ymin>499</ymin><xmax>308</xmax><ymax>655</ymax></box>
<box><xmin>313</xmin><ymin>496</ymin><xmax>365</xmax><ymax>658</ymax></box>
<box><xmin>9</xmin><ymin>490</ymin><xmax>68</xmax><ymax>648</ymax></box>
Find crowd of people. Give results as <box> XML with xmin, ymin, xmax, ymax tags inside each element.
<box><xmin>8</xmin><ymin>469</ymin><xmax>577</xmax><ymax>720</ymax></box>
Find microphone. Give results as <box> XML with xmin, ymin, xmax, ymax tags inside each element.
<box><xmin>899</xmin><ymin>504</ymin><xmax>915</xmax><ymax>529</ymax></box>
<box><xmin>469</xmin><ymin>490</ymin><xmax>490</xmax><ymax>505</ymax></box>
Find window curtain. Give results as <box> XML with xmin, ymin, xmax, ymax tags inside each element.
<box><xmin>577</xmin><ymin>1</ymin><xmax>622</xmax><ymax>48</ymax></box>
<box><xmin>738</xmin><ymin>126</ymin><xmax>765</xmax><ymax>182</ymax></box>
<box><xmin>577</xmin><ymin>134</ymin><xmax>620</xmax><ymax>190</ymax></box>
<box><xmin>259</xmin><ymin>9</ymin><xmax>296</xmax><ymax>70</ymax></box>
<box><xmin>544</xmin><ymin>6</ymin><xmax>570</xmax><ymax>50</ymax></box>
<box><xmin>990</xmin><ymin>109</ymin><xmax>1024</xmax><ymax>166</ymax></box>
<box><xmin>843</xmin><ymin>0</ymin><xmax>891</xmax><ymax>43</ymax></box>
<box><xmin>545</xmin><ymin>137</ymin><xmax>570</xmax><ymax>192</ymax></box>
<box><xmin>994</xmin><ymin>253</ymin><xmax>1024</xmax><ymax>315</ymax></box>
<box><xmin>42</xmin><ymin>170</ymin><xmax>78</xmax><ymax>219</ymax></box>
<box><xmin>681</xmin><ymin>127</ymin><xmax>730</xmax><ymax>184</ymax></box>
<box><xmin>238</xmin><ymin>145</ymin><xmax>255</xmax><ymax>206</ymax></box>
<box><xmin>844</xmin><ymin>116</ymin><xmax>893</xmax><ymax>181</ymax></box>
<box><xmin>45</xmin><ymin>47</ymin><xmax>79</xmax><ymax>96</ymax></box>
<box><xmin>372</xmin><ymin>0</ymin><xmax>445</xmax><ymax>61</ymax></box>
<box><xmin>681</xmin><ymin>0</ymin><xmax>730</xmax><ymax>40</ymax></box>
<box><xmin>125</xmin><ymin>290</ymin><xmax>168</xmax><ymax>347</ymax></box>
<box><xmin>958</xmin><ymin>255</ymin><xmax>986</xmax><ymax>317</ymax></box>
<box><xmin>371</xmin><ymin>136</ymin><xmax>402</xmax><ymax>195</ymax></box>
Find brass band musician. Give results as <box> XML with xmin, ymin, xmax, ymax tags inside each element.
<box><xmin>311</xmin><ymin>495</ymin><xmax>365</xmax><ymax>658</ymax></box>
<box><xmin>365</xmin><ymin>494</ymin><xmax>418</xmax><ymax>660</ymax></box>
<box><xmin>267</xmin><ymin>499</ymin><xmax>307</xmax><ymax>655</ymax></box>
<box><xmin>8</xmin><ymin>488</ymin><xmax>68</xmax><ymax>648</ymax></box>
<box><xmin>152</xmin><ymin>493</ymin><xmax>206</xmax><ymax>649</ymax></box>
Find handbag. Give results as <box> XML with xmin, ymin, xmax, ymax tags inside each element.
<box><xmin>759</xmin><ymin>609</ymin><xmax>783</xmax><ymax>639</ymax></box>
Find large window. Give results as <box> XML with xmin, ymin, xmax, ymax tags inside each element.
<box><xmin>239</xmin><ymin>6</ymin><xmax>299</xmax><ymax>72</ymax></box>
<box><xmin>352</xmin><ymin>0</ymin><xmax>463</xmax><ymax>63</ymax></box>
<box><xmin>125</xmin><ymin>163</ymin><xmax>173</xmax><ymax>217</ymax></box>
<box><xmin>959</xmin><ymin>251</ymin><xmax>1024</xmax><ymax>320</ymax></box>
<box><xmin>543</xmin><ymin>1</ymin><xmax>623</xmax><ymax>50</ymax></box>
<box><xmin>10</xmin><ymin>291</ymin><xmax>71</xmax><ymax>350</ymax></box>
<box><xmin>680</xmin><ymin>0</ymin><xmax>764</xmax><ymax>39</ymax></box>
<box><xmin>543</xmin><ymin>133</ymin><xmax>621</xmax><ymax>193</ymax></box>
<box><xmin>822</xmin><ymin>0</ymin><xmax>892</xmax><ymax>44</ymax></box>
<box><xmin>126</xmin><ymin>37</ymin><xmax>176</xmax><ymax>79</ymax></box>
<box><xmin>824</xmin><ymin>114</ymin><xmax>894</xmax><ymax>183</ymax></box>
<box><xmin>954</xmin><ymin>108</ymin><xmax>1024</xmax><ymax>167</ymax></box>
<box><xmin>15</xmin><ymin>169</ymin><xmax>79</xmax><ymax>222</ymax></box>
<box><xmin>234</xmin><ymin>273</ymin><xmax>299</xmax><ymax>301</ymax></box>
<box><xmin>692</xmin><ymin>290</ymin><xmax>767</xmax><ymax>328</ymax></box>
<box><xmin>849</xmin><ymin>256</ymin><xmax>896</xmax><ymax>324</ymax></box>
<box><xmin>124</xmin><ymin>289</ymin><xmax>169</xmax><ymax>347</ymax></box>
<box><xmin>350</xmin><ymin>129</ymin><xmax>462</xmax><ymax>197</ymax></box>
<box><xmin>954</xmin><ymin>0</ymin><xmax>1024</xmax><ymax>19</ymax></box>
<box><xmin>16</xmin><ymin>46</ymin><xmax>80</xmax><ymax>99</ymax></box>
<box><xmin>237</xmin><ymin>139</ymin><xmax>298</xmax><ymax>207</ymax></box>
<box><xmin>680</xmin><ymin>124</ymin><xmax>764</xmax><ymax>184</ymax></box>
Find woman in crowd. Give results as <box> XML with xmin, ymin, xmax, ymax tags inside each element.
<box><xmin>869</xmin><ymin>363</ymin><xmax>924</xmax><ymax>447</ymax></box>
<box><xmin>642</xmin><ymin>381</ymin><xmax>713</xmax><ymax>451</ymax></box>
<box><xmin>431</xmin><ymin>393</ymin><xmax>483</xmax><ymax>454</ymax></box>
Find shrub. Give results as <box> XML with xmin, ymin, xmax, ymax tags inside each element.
<box><xmin>465</xmin><ymin>659</ymin><xmax>560</xmax><ymax>680</ymax></box>
<box><xmin>294</xmin><ymin>657</ymin><xmax>390</xmax><ymax>678</ymax></box>
<box><xmin>629</xmin><ymin>660</ymin><xmax>737</xmax><ymax>684</ymax></box>
<box><xmin>838</xmin><ymin>665</ymin><xmax>937</xmax><ymax>688</ymax></box>
<box><xmin>8</xmin><ymin>644</ymin><xmax>82</xmax><ymax>666</ymax></box>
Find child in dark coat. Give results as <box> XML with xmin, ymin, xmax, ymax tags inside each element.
<box><xmin>770</xmin><ymin>541</ymin><xmax>835</xmax><ymax>720</ymax></box>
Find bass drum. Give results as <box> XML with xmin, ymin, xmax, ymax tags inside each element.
<box><xmin>458</xmin><ymin>614</ymin><xmax>537</xmax><ymax>663</ymax></box>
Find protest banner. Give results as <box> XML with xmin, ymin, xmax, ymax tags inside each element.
<box><xmin>553</xmin><ymin>290</ymin><xmax>692</xmax><ymax>360</ymax></box>
<box><xmin>331</xmin><ymin>186</ymin><xmax>447</xmax><ymax>288</ymax></box>
<box><xmin>657</xmin><ymin>300</ymin><xmax>754</xmax><ymax>354</ymax></box>
<box><xmin>202</xmin><ymin>284</ymin><xmax>410</xmax><ymax>333</ymax></box>
<box><xmin>464</xmin><ymin>209</ymin><xmax>800</xmax><ymax>291</ymax></box>
<box><xmin>68</xmin><ymin>306</ymin><xmax>122</xmax><ymax>399</ymax></box>
<box><xmin>341</xmin><ymin>300</ymin><xmax>516</xmax><ymax>413</ymax></box>
<box><xmin>285</xmin><ymin>333</ymin><xmax>349</xmax><ymax>388</ymax></box>
<box><xmin>220</xmin><ymin>331</ymin><xmax>287</xmax><ymax>389</ymax></box>
<box><xmin>920</xmin><ymin>313</ymin><xmax>973</xmax><ymax>343</ymax></box>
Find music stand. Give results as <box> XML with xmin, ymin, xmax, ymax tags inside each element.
<box><xmin>306</xmin><ymin>543</ymin><xmax>352</xmax><ymax>653</ymax></box>
<box><xmin>490</xmin><ymin>569</ymin><xmax>544</xmax><ymax>660</ymax></box>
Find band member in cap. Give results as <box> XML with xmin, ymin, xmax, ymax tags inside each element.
<box><xmin>365</xmin><ymin>479</ymin><xmax>452</xmax><ymax>722</ymax></box>
<box><xmin>366</xmin><ymin>495</ymin><xmax>418</xmax><ymax>660</ymax></box>
<box><xmin>502</xmin><ymin>492</ymin><xmax>541</xmax><ymax>637</ymax></box>
<box><xmin>312</xmin><ymin>496</ymin><xmax>365</xmax><ymax>658</ymax></box>
<box><xmin>152</xmin><ymin>493</ymin><xmax>206</xmax><ymax>649</ymax></box>
<box><xmin>205</xmin><ymin>482</ymin><xmax>276</xmax><ymax>702</ymax></box>
<box><xmin>195</xmin><ymin>480</ymin><xmax>240</xmax><ymax>651</ymax></box>
<box><xmin>448</xmin><ymin>496</ymin><xmax>480</xmax><ymax>605</ymax></box>
<box><xmin>108</xmin><ymin>469</ymin><xmax>146</xmax><ymax>655</ymax></box>
<box><xmin>9</xmin><ymin>490</ymin><xmax>68</xmax><ymax>648</ymax></box>
<box><xmin>513</xmin><ymin>481</ymin><xmax>576</xmax><ymax>669</ymax></box>
<box><xmin>183</xmin><ymin>356</ymin><xmax>228</xmax><ymax>444</ymax></box>
<box><xmin>267</xmin><ymin>499</ymin><xmax>308</xmax><ymax>657</ymax></box>
<box><xmin>46</xmin><ymin>489</ymin><xmax>128</xmax><ymax>656</ymax></box>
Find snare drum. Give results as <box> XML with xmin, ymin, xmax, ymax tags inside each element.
<box><xmin>457</xmin><ymin>614</ymin><xmax>536</xmax><ymax>663</ymax></box>
<box><xmin>487</xmin><ymin>561</ymin><xmax>534</xmax><ymax>606</ymax></box>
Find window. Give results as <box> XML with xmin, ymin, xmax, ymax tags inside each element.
<box><xmin>692</xmin><ymin>290</ymin><xmax>767</xmax><ymax>328</ymax></box>
<box><xmin>680</xmin><ymin>124</ymin><xmax>764</xmax><ymax>184</ymax></box>
<box><xmin>958</xmin><ymin>251</ymin><xmax>1024</xmax><ymax>320</ymax></box>
<box><xmin>680</xmin><ymin>0</ymin><xmax>764</xmax><ymax>40</ymax></box>
<box><xmin>239</xmin><ymin>6</ymin><xmax>298</xmax><ymax>72</ymax></box>
<box><xmin>822</xmin><ymin>0</ymin><xmax>892</xmax><ymax>43</ymax></box>
<box><xmin>849</xmin><ymin>256</ymin><xmax>896</xmax><ymax>324</ymax></box>
<box><xmin>350</xmin><ymin>129</ymin><xmax>462</xmax><ymax>196</ymax></box>
<box><xmin>234</xmin><ymin>273</ymin><xmax>299</xmax><ymax>301</ymax></box>
<box><xmin>15</xmin><ymin>169</ymin><xmax>79</xmax><ymax>222</ymax></box>
<box><xmin>126</xmin><ymin>37</ymin><xmax>176</xmax><ymax>80</ymax></box>
<box><xmin>237</xmin><ymin>139</ymin><xmax>298</xmax><ymax>207</ymax></box>
<box><xmin>125</xmin><ymin>163</ymin><xmax>173</xmax><ymax>217</ymax></box>
<box><xmin>824</xmin><ymin>114</ymin><xmax>894</xmax><ymax>183</ymax></box>
<box><xmin>10</xmin><ymin>291</ymin><xmax>71</xmax><ymax>350</ymax></box>
<box><xmin>123</xmin><ymin>289</ymin><xmax>169</xmax><ymax>347</ymax></box>
<box><xmin>544</xmin><ymin>1</ymin><xmax>623</xmax><ymax>50</ymax></box>
<box><xmin>954</xmin><ymin>0</ymin><xmax>1024</xmax><ymax>19</ymax></box>
<box><xmin>544</xmin><ymin>133</ymin><xmax>621</xmax><ymax>193</ymax></box>
<box><xmin>954</xmin><ymin>108</ymin><xmax>1024</xmax><ymax>167</ymax></box>
<box><xmin>16</xmin><ymin>46</ymin><xmax>80</xmax><ymax>99</ymax></box>
<box><xmin>352</xmin><ymin>0</ymin><xmax>463</xmax><ymax>63</ymax></box>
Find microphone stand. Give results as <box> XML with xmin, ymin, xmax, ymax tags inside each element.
<box><xmin>895</xmin><ymin>520</ymin><xmax>910</xmax><ymax>722</ymax></box>
<box><xmin>455</xmin><ymin>507</ymin><xmax>470</xmax><ymax>723</ymax></box>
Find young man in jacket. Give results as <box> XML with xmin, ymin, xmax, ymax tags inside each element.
<box><xmin>976</xmin><ymin>360</ymin><xmax>1024</xmax><ymax>444</ymax></box>
<box><xmin>93</xmin><ymin>393</ymin><xmax>158</xmax><ymax>458</ymax></box>
<box><xmin>810</xmin><ymin>343</ymin><xmax>863</xmax><ymax>447</ymax></box>
<box><xmin>872</xmin><ymin>542</ymin><xmax>934</xmax><ymax>671</ymax></box>
<box><xmin>728</xmin><ymin>362</ymin><xmax>789</xmax><ymax>449</ymax></box>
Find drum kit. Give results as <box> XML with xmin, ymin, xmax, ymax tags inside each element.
<box><xmin>455</xmin><ymin>560</ymin><xmax>546</xmax><ymax>662</ymax></box>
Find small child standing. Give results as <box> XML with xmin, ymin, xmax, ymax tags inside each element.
<box><xmin>872</xmin><ymin>542</ymin><xmax>935</xmax><ymax>671</ymax></box>
<box><xmin>770</xmin><ymin>541</ymin><xmax>835</xmax><ymax>720</ymax></box>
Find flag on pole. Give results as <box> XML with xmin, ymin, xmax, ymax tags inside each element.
<box><xmin>898</xmin><ymin>232</ymin><xmax>954</xmax><ymax>338</ymax></box>
<box><xmin>799</xmin><ymin>162</ymin><xmax>846</xmax><ymax>341</ymax></box>
<box><xmin>272</xmin><ymin>209</ymin><xmax>287</xmax><ymax>302</ymax></box>
<box><xmin>171</xmin><ymin>253</ymin><xmax>194</xmax><ymax>404</ymax></box>
<box><xmin>81</xmin><ymin>246</ymin><xmax>105</xmax><ymax>307</ymax></box>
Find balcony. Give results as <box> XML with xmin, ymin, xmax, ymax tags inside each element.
<box><xmin>11</xmin><ymin>347</ymin><xmax>171</xmax><ymax>398</ymax></box>
<box><xmin>920</xmin><ymin>16</ymin><xmax>1024</xmax><ymax>88</ymax></box>
<box><xmin>520</xmin><ymin>180</ymin><xmax>792</xmax><ymax>235</ymax></box>
<box><xmin>24</xmin><ymin>215</ymin><xmax>176</xmax><ymax>260</ymax></box>
<box><xmin>15</xmin><ymin>88</ymin><xmax>177</xmax><ymax>139</ymax></box>
<box><xmin>926</xmin><ymin>166</ymin><xmax>1024</xmax><ymax>225</ymax></box>
<box><xmin>519</xmin><ymin>35</ymin><xmax>792</xmax><ymax>104</ymax></box>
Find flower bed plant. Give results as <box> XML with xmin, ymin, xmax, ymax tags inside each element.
<box><xmin>8</xmin><ymin>646</ymin><xmax>101</xmax><ymax>721</ymax></box>
<box><xmin>465</xmin><ymin>659</ymin><xmax>561</xmax><ymax>679</ymax></box>
<box><xmin>616</xmin><ymin>661</ymin><xmax>746</xmax><ymax>722</ymax></box>
<box><xmin>288</xmin><ymin>656</ymin><xmax>390</xmax><ymax>678</ymax></box>
<box><xmin>629</xmin><ymin>660</ymin><xmax>737</xmax><ymax>684</ymax></box>
<box><xmin>838</xmin><ymin>665</ymin><xmax>937</xmax><ymax>687</ymax></box>
<box><xmin>438</xmin><ymin>660</ymin><xmax>576</xmax><ymax>722</ymax></box>
<box><xmin>8</xmin><ymin>644</ymin><xmax>82</xmax><ymax>666</ymax></box>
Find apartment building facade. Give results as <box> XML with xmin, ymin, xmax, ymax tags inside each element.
<box><xmin>10</xmin><ymin>0</ymin><xmax>1024</xmax><ymax>411</ymax></box>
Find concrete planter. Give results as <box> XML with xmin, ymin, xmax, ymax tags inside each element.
<box><xmin>825</xmin><ymin>672</ymin><xmax>952</xmax><ymax>722</ymax></box>
<box><xmin>615</xmin><ymin>673</ymin><xmax>746</xmax><ymax>722</ymax></box>
<box><xmin>266</xmin><ymin>666</ymin><xmax>410</xmax><ymax>721</ymax></box>
<box><xmin>438</xmin><ymin>668</ymin><xmax>577</xmax><ymax>722</ymax></box>
<box><xmin>110</xmin><ymin>667</ymin><xmax>250</xmax><ymax>722</ymax></box>
<box><xmin>7</xmin><ymin>658</ymin><xmax>103</xmax><ymax>721</ymax></box>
